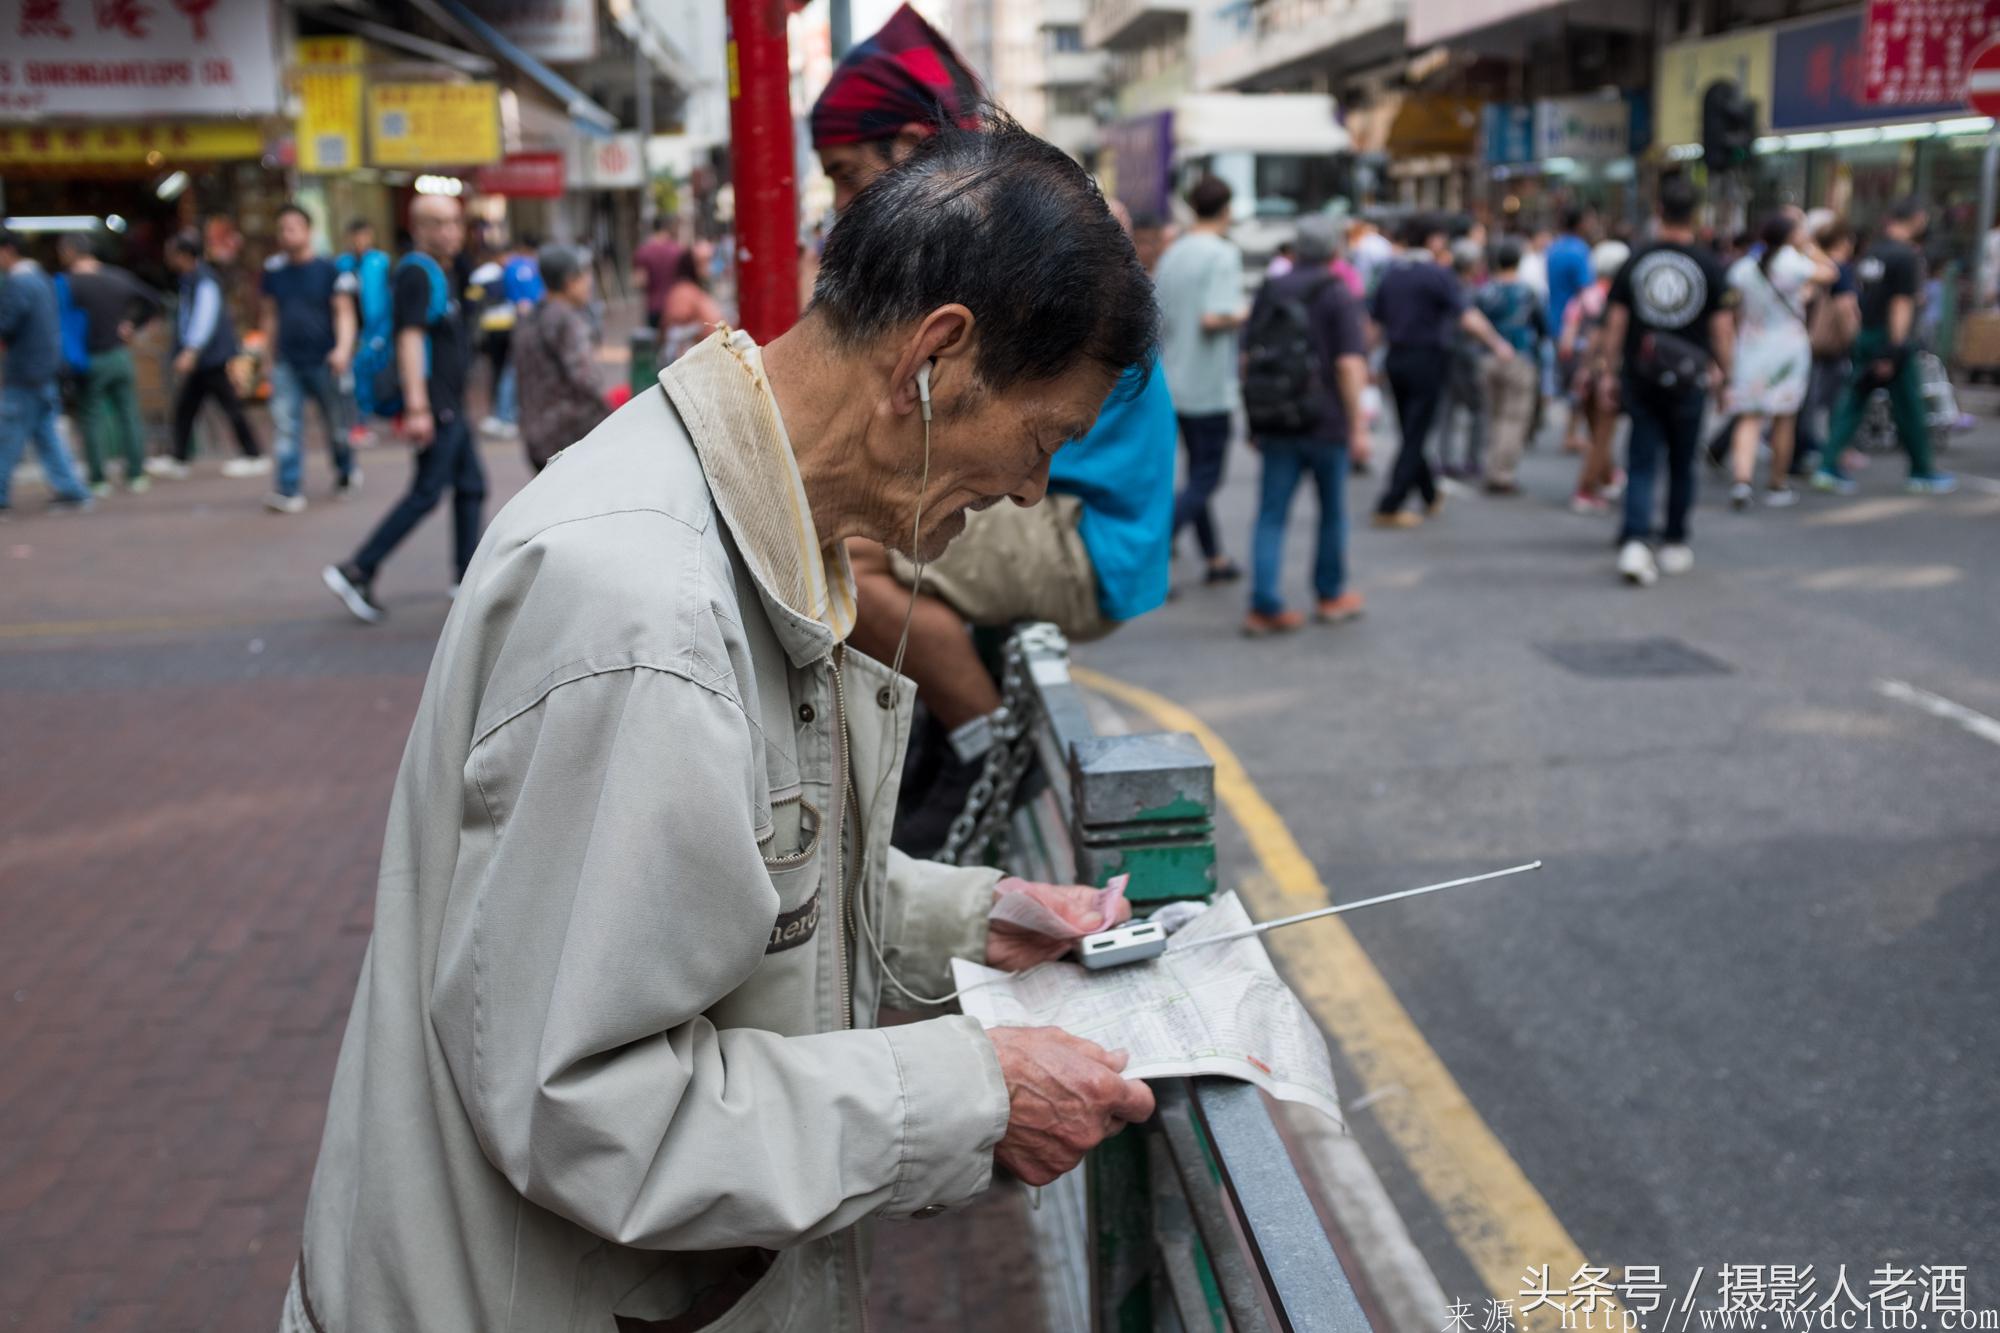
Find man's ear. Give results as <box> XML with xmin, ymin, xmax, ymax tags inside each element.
<box><xmin>890</xmin><ymin>123</ymin><xmax>933</xmax><ymax>164</ymax></box>
<box><xmin>890</xmin><ymin>305</ymin><xmax>974</xmax><ymax>418</ymax></box>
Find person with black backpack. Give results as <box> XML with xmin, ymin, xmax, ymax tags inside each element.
<box><xmin>1595</xmin><ymin>174</ymin><xmax>1736</xmax><ymax>587</ymax></box>
<box><xmin>1240</xmin><ymin>215</ymin><xmax>1371</xmax><ymax>636</ymax></box>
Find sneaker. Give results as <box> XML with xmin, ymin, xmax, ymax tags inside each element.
<box><xmin>1242</xmin><ymin>609</ymin><xmax>1306</xmax><ymax>637</ymax></box>
<box><xmin>1812</xmin><ymin>470</ymin><xmax>1857</xmax><ymax>495</ymax></box>
<box><xmin>1905</xmin><ymin>473</ymin><xmax>1959</xmax><ymax>495</ymax></box>
<box><xmin>48</xmin><ymin>495</ymin><xmax>96</xmax><ymax>516</ymax></box>
<box><xmin>346</xmin><ymin>425</ymin><xmax>373</xmax><ymax>449</ymax></box>
<box><xmin>1315</xmin><ymin>592</ymin><xmax>1366</xmax><ymax>623</ymax></box>
<box><xmin>145</xmin><ymin>457</ymin><xmax>190</xmax><ymax>481</ymax></box>
<box><xmin>1617</xmin><ymin>540</ymin><xmax>1658</xmax><ymax>587</ymax></box>
<box><xmin>1425</xmin><ymin>493</ymin><xmax>1446</xmax><ymax>517</ymax></box>
<box><xmin>1372</xmin><ymin>511</ymin><xmax>1423</xmax><ymax>529</ymax></box>
<box><xmin>222</xmin><ymin>456</ymin><xmax>272</xmax><ymax>479</ymax></box>
<box><xmin>265</xmin><ymin>492</ymin><xmax>308</xmax><ymax>514</ymax></box>
<box><xmin>1729</xmin><ymin>481</ymin><xmax>1754</xmax><ymax>511</ymax></box>
<box><xmin>124</xmin><ymin>475</ymin><xmax>151</xmax><ymax>495</ymax></box>
<box><xmin>1657</xmin><ymin>543</ymin><xmax>1694</xmax><ymax>576</ymax></box>
<box><xmin>1203</xmin><ymin>560</ymin><xmax>1243</xmax><ymax>585</ymax></box>
<box><xmin>1762</xmin><ymin>486</ymin><xmax>1800</xmax><ymax>508</ymax></box>
<box><xmin>480</xmin><ymin>416</ymin><xmax>519</xmax><ymax>439</ymax></box>
<box><xmin>90</xmin><ymin>480</ymin><xmax>112</xmax><ymax>499</ymax></box>
<box><xmin>1569</xmin><ymin>492</ymin><xmax>1612</xmax><ymax>516</ymax></box>
<box><xmin>322</xmin><ymin>562</ymin><xmax>385</xmax><ymax>624</ymax></box>
<box><xmin>1602</xmin><ymin>469</ymin><xmax>1626</xmax><ymax>501</ymax></box>
<box><xmin>336</xmin><ymin>468</ymin><xmax>363</xmax><ymax>500</ymax></box>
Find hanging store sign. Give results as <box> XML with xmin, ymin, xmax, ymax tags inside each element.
<box><xmin>1534</xmin><ymin>96</ymin><xmax>1630</xmax><ymax>161</ymax></box>
<box><xmin>566</xmin><ymin>131</ymin><xmax>644</xmax><ymax>189</ymax></box>
<box><xmin>368</xmin><ymin>82</ymin><xmax>502</xmax><ymax>167</ymax></box>
<box><xmin>477</xmin><ymin>151</ymin><xmax>566</xmax><ymax>196</ymax></box>
<box><xmin>1773</xmin><ymin>11</ymin><xmax>1966</xmax><ymax>128</ymax></box>
<box><xmin>1482</xmin><ymin>104</ymin><xmax>1535</xmax><ymax>164</ymax></box>
<box><xmin>468</xmin><ymin>0</ymin><xmax>596</xmax><ymax>63</ymax></box>
<box><xmin>296</xmin><ymin>36</ymin><xmax>363</xmax><ymax>175</ymax></box>
<box><xmin>0</xmin><ymin>119</ymin><xmax>262</xmax><ymax>164</ymax></box>
<box><xmin>1862</xmin><ymin>0</ymin><xmax>2000</xmax><ymax>104</ymax></box>
<box><xmin>0</xmin><ymin>0</ymin><xmax>280</xmax><ymax>118</ymax></box>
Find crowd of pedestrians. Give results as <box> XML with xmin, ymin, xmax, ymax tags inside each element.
<box><xmin>1142</xmin><ymin>171</ymin><xmax>1967</xmax><ymax>620</ymax></box>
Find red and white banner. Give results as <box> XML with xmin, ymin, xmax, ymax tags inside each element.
<box><xmin>1863</xmin><ymin>0</ymin><xmax>2000</xmax><ymax>105</ymax></box>
<box><xmin>0</xmin><ymin>0</ymin><xmax>279</xmax><ymax>118</ymax></box>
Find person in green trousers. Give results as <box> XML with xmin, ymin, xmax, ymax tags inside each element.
<box><xmin>1814</xmin><ymin>199</ymin><xmax>1956</xmax><ymax>496</ymax></box>
<box><xmin>57</xmin><ymin>233</ymin><xmax>163</xmax><ymax>496</ymax></box>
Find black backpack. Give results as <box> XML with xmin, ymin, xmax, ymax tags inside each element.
<box><xmin>1242</xmin><ymin>276</ymin><xmax>1331</xmax><ymax>436</ymax></box>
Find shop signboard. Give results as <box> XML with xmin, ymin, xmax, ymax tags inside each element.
<box><xmin>1862</xmin><ymin>0</ymin><xmax>2000</xmax><ymax>105</ymax></box>
<box><xmin>567</xmin><ymin>132</ymin><xmax>645</xmax><ymax>189</ymax></box>
<box><xmin>0</xmin><ymin>0</ymin><xmax>280</xmax><ymax>118</ymax></box>
<box><xmin>1483</xmin><ymin>103</ymin><xmax>1535</xmax><ymax>164</ymax></box>
<box><xmin>1657</xmin><ymin>30</ymin><xmax>1776</xmax><ymax>148</ymax></box>
<box><xmin>0</xmin><ymin>120</ymin><xmax>262</xmax><ymax>164</ymax></box>
<box><xmin>1774</xmin><ymin>11</ymin><xmax>1967</xmax><ymax>128</ymax></box>
<box><xmin>368</xmin><ymin>82</ymin><xmax>502</xmax><ymax>167</ymax></box>
<box><xmin>478</xmin><ymin>152</ymin><xmax>567</xmax><ymax>197</ymax></box>
<box><xmin>1104</xmin><ymin>109</ymin><xmax>1175</xmax><ymax>221</ymax></box>
<box><xmin>297</xmin><ymin>36</ymin><xmax>363</xmax><ymax>175</ymax></box>
<box><xmin>470</xmin><ymin>0</ymin><xmax>597</xmax><ymax>63</ymax></box>
<box><xmin>1534</xmin><ymin>96</ymin><xmax>1629</xmax><ymax>161</ymax></box>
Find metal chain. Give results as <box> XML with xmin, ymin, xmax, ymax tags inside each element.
<box><xmin>940</xmin><ymin>640</ymin><xmax>1039</xmax><ymax>865</ymax></box>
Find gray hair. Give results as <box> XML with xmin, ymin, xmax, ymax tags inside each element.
<box><xmin>538</xmin><ymin>243</ymin><xmax>587</xmax><ymax>294</ymax></box>
<box><xmin>1293</xmin><ymin>215</ymin><xmax>1340</xmax><ymax>265</ymax></box>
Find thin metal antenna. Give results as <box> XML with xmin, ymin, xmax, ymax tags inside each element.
<box><xmin>1169</xmin><ymin>861</ymin><xmax>1544</xmax><ymax>955</ymax></box>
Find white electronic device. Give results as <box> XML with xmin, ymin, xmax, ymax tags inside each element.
<box><xmin>1073</xmin><ymin>861</ymin><xmax>1543</xmax><ymax>972</ymax></box>
<box><xmin>1076</xmin><ymin>920</ymin><xmax>1168</xmax><ymax>970</ymax></box>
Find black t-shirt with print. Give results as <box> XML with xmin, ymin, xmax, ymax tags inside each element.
<box><xmin>1608</xmin><ymin>241</ymin><xmax>1732</xmax><ymax>365</ymax></box>
<box><xmin>1855</xmin><ymin>237</ymin><xmax>1922</xmax><ymax>333</ymax></box>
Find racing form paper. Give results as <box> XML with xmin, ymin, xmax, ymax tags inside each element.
<box><xmin>951</xmin><ymin>892</ymin><xmax>1344</xmax><ymax>1125</ymax></box>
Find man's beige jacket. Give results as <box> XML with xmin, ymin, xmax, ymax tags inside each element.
<box><xmin>290</xmin><ymin>334</ymin><xmax>1012</xmax><ymax>1332</ymax></box>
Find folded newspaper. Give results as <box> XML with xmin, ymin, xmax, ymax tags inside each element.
<box><xmin>950</xmin><ymin>892</ymin><xmax>1344</xmax><ymax>1125</ymax></box>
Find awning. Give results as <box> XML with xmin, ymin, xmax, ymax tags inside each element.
<box><xmin>416</xmin><ymin>0</ymin><xmax>619</xmax><ymax>136</ymax></box>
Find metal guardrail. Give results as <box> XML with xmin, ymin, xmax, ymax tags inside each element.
<box><xmin>994</xmin><ymin>624</ymin><xmax>1374</xmax><ymax>1333</ymax></box>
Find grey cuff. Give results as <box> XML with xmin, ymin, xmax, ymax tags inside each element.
<box><xmin>880</xmin><ymin>1015</ymin><xmax>1011</xmax><ymax>1216</ymax></box>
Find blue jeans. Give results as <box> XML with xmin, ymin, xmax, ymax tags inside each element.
<box><xmin>271</xmin><ymin>362</ymin><xmax>356</xmax><ymax>498</ymax></box>
<box><xmin>352</xmin><ymin>416</ymin><xmax>486</xmax><ymax>582</ymax></box>
<box><xmin>0</xmin><ymin>382</ymin><xmax>91</xmax><ymax>508</ymax></box>
<box><xmin>1250</xmin><ymin>435</ymin><xmax>1348</xmax><ymax>615</ymax></box>
<box><xmin>494</xmin><ymin>363</ymin><xmax>519</xmax><ymax>424</ymax></box>
<box><xmin>1620</xmin><ymin>378</ymin><xmax>1706</xmax><ymax>546</ymax></box>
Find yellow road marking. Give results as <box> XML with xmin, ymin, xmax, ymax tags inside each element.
<box><xmin>0</xmin><ymin>612</ymin><xmax>262</xmax><ymax>640</ymax></box>
<box><xmin>1075</xmin><ymin>665</ymin><xmax>1597</xmax><ymax>1329</ymax></box>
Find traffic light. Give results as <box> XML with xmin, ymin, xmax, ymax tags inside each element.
<box><xmin>1702</xmin><ymin>80</ymin><xmax>1759</xmax><ymax>171</ymax></box>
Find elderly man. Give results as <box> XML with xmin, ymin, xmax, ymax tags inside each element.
<box><xmin>812</xmin><ymin>6</ymin><xmax>1177</xmax><ymax>844</ymax></box>
<box><xmin>283</xmin><ymin>119</ymin><xmax>1160</xmax><ymax>1331</ymax></box>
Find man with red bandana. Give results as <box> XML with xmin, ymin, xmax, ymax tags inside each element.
<box><xmin>811</xmin><ymin>6</ymin><xmax>1179</xmax><ymax>853</ymax></box>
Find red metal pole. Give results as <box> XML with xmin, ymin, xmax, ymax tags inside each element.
<box><xmin>726</xmin><ymin>0</ymin><xmax>800</xmax><ymax>342</ymax></box>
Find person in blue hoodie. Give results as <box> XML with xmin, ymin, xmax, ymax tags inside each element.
<box><xmin>0</xmin><ymin>229</ymin><xmax>95</xmax><ymax>515</ymax></box>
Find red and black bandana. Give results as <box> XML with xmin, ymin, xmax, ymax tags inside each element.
<box><xmin>809</xmin><ymin>3</ymin><xmax>985</xmax><ymax>150</ymax></box>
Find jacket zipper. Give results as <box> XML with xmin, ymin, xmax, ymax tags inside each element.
<box><xmin>825</xmin><ymin>652</ymin><xmax>872</xmax><ymax>1333</ymax></box>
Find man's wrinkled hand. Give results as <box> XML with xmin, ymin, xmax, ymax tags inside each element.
<box><xmin>988</xmin><ymin>1027</ymin><xmax>1156</xmax><ymax>1186</ymax></box>
<box><xmin>986</xmin><ymin>881</ymin><xmax>1132</xmax><ymax>972</ymax></box>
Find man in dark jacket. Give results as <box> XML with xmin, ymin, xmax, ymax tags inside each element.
<box><xmin>0</xmin><ymin>230</ymin><xmax>95</xmax><ymax>515</ymax></box>
<box><xmin>58</xmin><ymin>231</ymin><xmax>163</xmax><ymax>495</ymax></box>
<box><xmin>159</xmin><ymin>229</ymin><xmax>264</xmax><ymax>481</ymax></box>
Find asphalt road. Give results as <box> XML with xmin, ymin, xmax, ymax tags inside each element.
<box><xmin>1075</xmin><ymin>395</ymin><xmax>2000</xmax><ymax>1314</ymax></box>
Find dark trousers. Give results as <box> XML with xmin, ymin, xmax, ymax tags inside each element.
<box><xmin>352</xmin><ymin>416</ymin><xmax>487</xmax><ymax>582</ymax></box>
<box><xmin>1173</xmin><ymin>411</ymin><xmax>1233</xmax><ymax>560</ymax></box>
<box><xmin>1825</xmin><ymin>329</ymin><xmax>1937</xmax><ymax>478</ymax></box>
<box><xmin>171</xmin><ymin>363</ymin><xmax>261</xmax><ymax>462</ymax></box>
<box><xmin>1619</xmin><ymin>377</ymin><xmax>1706</xmax><ymax>546</ymax></box>
<box><xmin>1378</xmin><ymin>345</ymin><xmax>1448</xmax><ymax>514</ymax></box>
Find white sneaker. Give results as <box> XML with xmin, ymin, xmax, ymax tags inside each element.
<box><xmin>1729</xmin><ymin>481</ymin><xmax>1754</xmax><ymax>511</ymax></box>
<box><xmin>480</xmin><ymin>417</ymin><xmax>518</xmax><ymax>439</ymax></box>
<box><xmin>222</xmin><ymin>456</ymin><xmax>272</xmax><ymax>479</ymax></box>
<box><xmin>1762</xmin><ymin>486</ymin><xmax>1800</xmax><ymax>508</ymax></box>
<box><xmin>1657</xmin><ymin>543</ymin><xmax>1694</xmax><ymax>576</ymax></box>
<box><xmin>264</xmin><ymin>492</ymin><xmax>307</xmax><ymax>514</ymax></box>
<box><xmin>145</xmin><ymin>457</ymin><xmax>191</xmax><ymax>480</ymax></box>
<box><xmin>1618</xmin><ymin>540</ymin><xmax>1658</xmax><ymax>587</ymax></box>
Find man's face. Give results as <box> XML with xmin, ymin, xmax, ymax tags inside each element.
<box><xmin>279</xmin><ymin>212</ymin><xmax>312</xmax><ymax>257</ymax></box>
<box><xmin>882</xmin><ymin>360</ymin><xmax>1115</xmax><ymax>563</ymax></box>
<box><xmin>819</xmin><ymin>141</ymin><xmax>896</xmax><ymax>213</ymax></box>
<box><xmin>350</xmin><ymin>227</ymin><xmax>374</xmax><ymax>256</ymax></box>
<box><xmin>411</xmin><ymin>199</ymin><xmax>465</xmax><ymax>259</ymax></box>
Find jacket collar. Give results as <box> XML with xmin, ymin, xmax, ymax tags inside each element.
<box><xmin>659</xmin><ymin>330</ymin><xmax>858</xmax><ymax>669</ymax></box>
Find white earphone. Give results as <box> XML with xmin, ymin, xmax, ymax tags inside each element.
<box><xmin>916</xmin><ymin>360</ymin><xmax>932</xmax><ymax>422</ymax></box>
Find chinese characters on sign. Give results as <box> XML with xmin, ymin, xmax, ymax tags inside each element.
<box><xmin>1863</xmin><ymin>0</ymin><xmax>2000</xmax><ymax>105</ymax></box>
<box><xmin>0</xmin><ymin>0</ymin><xmax>278</xmax><ymax>117</ymax></box>
<box><xmin>1443</xmin><ymin>1264</ymin><xmax>1979</xmax><ymax>1333</ymax></box>
<box><xmin>0</xmin><ymin>120</ymin><xmax>261</xmax><ymax>164</ymax></box>
<box><xmin>367</xmin><ymin>81</ymin><xmax>502</xmax><ymax>167</ymax></box>
<box><xmin>296</xmin><ymin>36</ymin><xmax>363</xmax><ymax>175</ymax></box>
